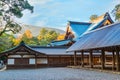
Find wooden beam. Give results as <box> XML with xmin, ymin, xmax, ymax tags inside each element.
<box><xmin>74</xmin><ymin>51</ymin><xmax>77</xmax><ymax>66</ymax></box>
<box><xmin>116</xmin><ymin>50</ymin><xmax>120</xmax><ymax>71</ymax></box>
<box><xmin>89</xmin><ymin>50</ymin><xmax>93</xmax><ymax>68</ymax></box>
<box><xmin>81</xmin><ymin>51</ymin><xmax>84</xmax><ymax>67</ymax></box>
<box><xmin>101</xmin><ymin>50</ymin><xmax>105</xmax><ymax>70</ymax></box>
<box><xmin>112</xmin><ymin>51</ymin><xmax>115</xmax><ymax>70</ymax></box>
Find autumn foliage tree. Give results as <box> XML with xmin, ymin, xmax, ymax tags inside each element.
<box><xmin>37</xmin><ymin>28</ymin><xmax>59</xmax><ymax>46</ymax></box>
<box><xmin>57</xmin><ymin>34</ymin><xmax>65</xmax><ymax>40</ymax></box>
<box><xmin>13</xmin><ymin>29</ymin><xmax>34</xmax><ymax>45</ymax></box>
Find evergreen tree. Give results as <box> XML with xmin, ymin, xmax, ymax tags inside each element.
<box><xmin>112</xmin><ymin>4</ymin><xmax>120</xmax><ymax>21</ymax></box>
<box><xmin>90</xmin><ymin>14</ymin><xmax>98</xmax><ymax>21</ymax></box>
<box><xmin>0</xmin><ymin>0</ymin><xmax>33</xmax><ymax>36</ymax></box>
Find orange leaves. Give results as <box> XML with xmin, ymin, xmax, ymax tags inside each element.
<box><xmin>13</xmin><ymin>29</ymin><xmax>33</xmax><ymax>45</ymax></box>
<box><xmin>24</xmin><ymin>30</ymin><xmax>33</xmax><ymax>39</ymax></box>
<box><xmin>57</xmin><ymin>34</ymin><xmax>65</xmax><ymax>40</ymax></box>
<box><xmin>13</xmin><ymin>38</ymin><xmax>21</xmax><ymax>45</ymax></box>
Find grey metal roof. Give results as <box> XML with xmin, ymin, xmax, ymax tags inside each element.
<box><xmin>81</xmin><ymin>13</ymin><xmax>114</xmax><ymax>37</ymax></box>
<box><xmin>31</xmin><ymin>47</ymin><xmax>74</xmax><ymax>55</ymax></box>
<box><xmin>82</xmin><ymin>17</ymin><xmax>108</xmax><ymax>36</ymax></box>
<box><xmin>67</xmin><ymin>22</ymin><xmax>120</xmax><ymax>52</ymax></box>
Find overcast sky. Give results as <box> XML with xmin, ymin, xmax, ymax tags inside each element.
<box><xmin>16</xmin><ymin>0</ymin><xmax>119</xmax><ymax>30</ymax></box>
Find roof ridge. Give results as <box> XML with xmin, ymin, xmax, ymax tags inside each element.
<box><xmin>69</xmin><ymin>21</ymin><xmax>92</xmax><ymax>24</ymax></box>
<box><xmin>82</xmin><ymin>22</ymin><xmax>120</xmax><ymax>36</ymax></box>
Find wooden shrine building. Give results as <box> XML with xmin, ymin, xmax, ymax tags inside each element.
<box><xmin>65</xmin><ymin>12</ymin><xmax>114</xmax><ymax>40</ymax></box>
<box><xmin>67</xmin><ymin>22</ymin><xmax>120</xmax><ymax>71</ymax></box>
<box><xmin>0</xmin><ymin>41</ymin><xmax>80</xmax><ymax>69</ymax></box>
<box><xmin>0</xmin><ymin>12</ymin><xmax>116</xmax><ymax>70</ymax></box>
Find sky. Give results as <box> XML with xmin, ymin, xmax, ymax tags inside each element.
<box><xmin>16</xmin><ymin>0</ymin><xmax>120</xmax><ymax>31</ymax></box>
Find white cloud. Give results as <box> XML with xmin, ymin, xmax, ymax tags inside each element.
<box><xmin>35</xmin><ymin>20</ymin><xmax>47</xmax><ymax>26</ymax></box>
<box><xmin>55</xmin><ymin>26</ymin><xmax>66</xmax><ymax>31</ymax></box>
<box><xmin>67</xmin><ymin>17</ymin><xmax>80</xmax><ymax>21</ymax></box>
<box><xmin>30</xmin><ymin>13</ymin><xmax>41</xmax><ymax>18</ymax></box>
<box><xmin>28</xmin><ymin>0</ymin><xmax>53</xmax><ymax>5</ymax></box>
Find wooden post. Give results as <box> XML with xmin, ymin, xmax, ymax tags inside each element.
<box><xmin>47</xmin><ymin>56</ymin><xmax>49</xmax><ymax>67</ymax></box>
<box><xmin>89</xmin><ymin>50</ymin><xmax>93</xmax><ymax>68</ymax></box>
<box><xmin>59</xmin><ymin>56</ymin><xmax>61</xmax><ymax>63</ymax></box>
<box><xmin>81</xmin><ymin>51</ymin><xmax>84</xmax><ymax>67</ymax></box>
<box><xmin>35</xmin><ymin>55</ymin><xmax>37</xmax><ymax>68</ymax></box>
<box><xmin>101</xmin><ymin>50</ymin><xmax>105</xmax><ymax>70</ymax></box>
<box><xmin>74</xmin><ymin>51</ymin><xmax>77</xmax><ymax>66</ymax></box>
<box><xmin>112</xmin><ymin>51</ymin><xmax>115</xmax><ymax>70</ymax></box>
<box><xmin>116</xmin><ymin>50</ymin><xmax>120</xmax><ymax>71</ymax></box>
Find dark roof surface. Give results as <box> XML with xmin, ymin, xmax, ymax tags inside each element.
<box><xmin>0</xmin><ymin>41</ymin><xmax>74</xmax><ymax>56</ymax></box>
<box><xmin>0</xmin><ymin>41</ymin><xmax>46</xmax><ymax>57</ymax></box>
<box><xmin>67</xmin><ymin>22</ymin><xmax>120</xmax><ymax>52</ymax></box>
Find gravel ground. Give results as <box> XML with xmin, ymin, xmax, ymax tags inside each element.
<box><xmin>0</xmin><ymin>67</ymin><xmax>120</xmax><ymax>80</ymax></box>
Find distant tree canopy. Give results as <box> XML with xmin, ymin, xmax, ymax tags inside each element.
<box><xmin>13</xmin><ymin>28</ymin><xmax>59</xmax><ymax>46</ymax></box>
<box><xmin>37</xmin><ymin>28</ymin><xmax>59</xmax><ymax>46</ymax></box>
<box><xmin>0</xmin><ymin>0</ymin><xmax>33</xmax><ymax>36</ymax></box>
<box><xmin>112</xmin><ymin>4</ymin><xmax>120</xmax><ymax>21</ymax></box>
<box><xmin>90</xmin><ymin>14</ymin><xmax>98</xmax><ymax>21</ymax></box>
<box><xmin>13</xmin><ymin>29</ymin><xmax>35</xmax><ymax>45</ymax></box>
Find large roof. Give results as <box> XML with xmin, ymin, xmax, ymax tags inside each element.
<box><xmin>81</xmin><ymin>12</ymin><xmax>114</xmax><ymax>36</ymax></box>
<box><xmin>69</xmin><ymin>21</ymin><xmax>92</xmax><ymax>38</ymax></box>
<box><xmin>0</xmin><ymin>41</ymin><xmax>46</xmax><ymax>57</ymax></box>
<box><xmin>0</xmin><ymin>41</ymin><xmax>74</xmax><ymax>56</ymax></box>
<box><xmin>67</xmin><ymin>22</ymin><xmax>120</xmax><ymax>52</ymax></box>
<box><xmin>31</xmin><ymin>46</ymin><xmax>74</xmax><ymax>55</ymax></box>
<box><xmin>69</xmin><ymin>12</ymin><xmax>114</xmax><ymax>39</ymax></box>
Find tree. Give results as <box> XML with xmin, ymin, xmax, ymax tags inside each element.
<box><xmin>37</xmin><ymin>28</ymin><xmax>59</xmax><ymax>46</ymax></box>
<box><xmin>57</xmin><ymin>34</ymin><xmax>65</xmax><ymax>40</ymax></box>
<box><xmin>0</xmin><ymin>0</ymin><xmax>33</xmax><ymax>36</ymax></box>
<box><xmin>22</xmin><ymin>30</ymin><xmax>33</xmax><ymax>44</ymax></box>
<box><xmin>90</xmin><ymin>15</ymin><xmax>98</xmax><ymax>21</ymax></box>
<box><xmin>13</xmin><ymin>29</ymin><xmax>40</xmax><ymax>45</ymax></box>
<box><xmin>0</xmin><ymin>33</ymin><xmax>15</xmax><ymax>52</ymax></box>
<box><xmin>112</xmin><ymin>4</ymin><xmax>120</xmax><ymax>21</ymax></box>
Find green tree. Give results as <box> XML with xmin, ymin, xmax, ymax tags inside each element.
<box><xmin>39</xmin><ymin>28</ymin><xmax>48</xmax><ymax>36</ymax></box>
<box><xmin>15</xmin><ymin>29</ymin><xmax>39</xmax><ymax>45</ymax></box>
<box><xmin>90</xmin><ymin>14</ymin><xmax>98</xmax><ymax>21</ymax></box>
<box><xmin>37</xmin><ymin>28</ymin><xmax>59</xmax><ymax>46</ymax></box>
<box><xmin>112</xmin><ymin>4</ymin><xmax>120</xmax><ymax>21</ymax></box>
<box><xmin>0</xmin><ymin>0</ymin><xmax>33</xmax><ymax>36</ymax></box>
<box><xmin>0</xmin><ymin>33</ymin><xmax>15</xmax><ymax>52</ymax></box>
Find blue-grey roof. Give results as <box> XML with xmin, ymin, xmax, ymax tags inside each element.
<box><xmin>69</xmin><ymin>21</ymin><xmax>92</xmax><ymax>39</ymax></box>
<box><xmin>81</xmin><ymin>14</ymin><xmax>114</xmax><ymax>36</ymax></box>
<box><xmin>31</xmin><ymin>47</ymin><xmax>74</xmax><ymax>55</ymax></box>
<box><xmin>67</xmin><ymin>22</ymin><xmax>120</xmax><ymax>52</ymax></box>
<box><xmin>48</xmin><ymin>39</ymin><xmax>74</xmax><ymax>46</ymax></box>
<box><xmin>0</xmin><ymin>41</ymin><xmax>73</xmax><ymax>56</ymax></box>
<box><xmin>0</xmin><ymin>41</ymin><xmax>46</xmax><ymax>56</ymax></box>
